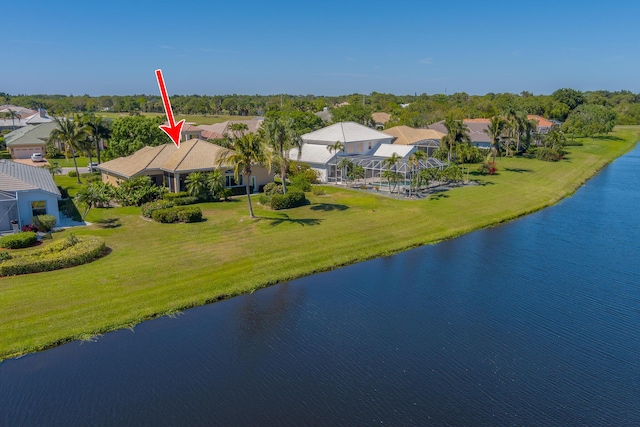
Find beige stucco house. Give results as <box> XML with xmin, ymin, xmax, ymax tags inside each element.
<box><xmin>97</xmin><ymin>139</ymin><xmax>273</xmax><ymax>193</ymax></box>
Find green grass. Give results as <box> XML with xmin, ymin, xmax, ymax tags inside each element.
<box><xmin>96</xmin><ymin>112</ymin><xmax>257</xmax><ymax>125</ymax></box>
<box><xmin>1</xmin><ymin>127</ymin><xmax>638</xmax><ymax>360</ymax></box>
<box><xmin>50</xmin><ymin>156</ymin><xmax>91</xmax><ymax>168</ymax></box>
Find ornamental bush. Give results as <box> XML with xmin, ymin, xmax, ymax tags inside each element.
<box><xmin>141</xmin><ymin>200</ymin><xmax>174</xmax><ymax>218</ymax></box>
<box><xmin>270</xmin><ymin>189</ymin><xmax>306</xmax><ymax>210</ymax></box>
<box><xmin>0</xmin><ymin>232</ymin><xmax>37</xmax><ymax>249</ymax></box>
<box><xmin>172</xmin><ymin>196</ymin><xmax>199</xmax><ymax>206</ymax></box>
<box><xmin>0</xmin><ymin>235</ymin><xmax>106</xmax><ymax>276</ymax></box>
<box><xmin>151</xmin><ymin>206</ymin><xmax>202</xmax><ymax>223</ymax></box>
<box><xmin>32</xmin><ymin>214</ymin><xmax>57</xmax><ymax>232</ymax></box>
<box><xmin>163</xmin><ymin>191</ymin><xmax>190</xmax><ymax>201</ymax></box>
<box><xmin>68</xmin><ymin>170</ymin><xmax>78</xmax><ymax>177</ymax></box>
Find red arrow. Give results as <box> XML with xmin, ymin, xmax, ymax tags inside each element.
<box><xmin>155</xmin><ymin>69</ymin><xmax>184</xmax><ymax>148</ymax></box>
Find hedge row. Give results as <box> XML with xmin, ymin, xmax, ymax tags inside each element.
<box><xmin>0</xmin><ymin>232</ymin><xmax>37</xmax><ymax>249</ymax></box>
<box><xmin>151</xmin><ymin>206</ymin><xmax>202</xmax><ymax>223</ymax></box>
<box><xmin>0</xmin><ymin>235</ymin><xmax>106</xmax><ymax>276</ymax></box>
<box><xmin>163</xmin><ymin>191</ymin><xmax>190</xmax><ymax>201</ymax></box>
<box><xmin>141</xmin><ymin>200</ymin><xmax>174</xmax><ymax>218</ymax></box>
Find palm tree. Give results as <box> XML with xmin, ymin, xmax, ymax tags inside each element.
<box><xmin>260</xmin><ymin>116</ymin><xmax>302</xmax><ymax>194</ymax></box>
<box><xmin>49</xmin><ymin>115</ymin><xmax>89</xmax><ymax>184</ymax></box>
<box><xmin>47</xmin><ymin>162</ymin><xmax>62</xmax><ymax>177</ymax></box>
<box><xmin>185</xmin><ymin>172</ymin><xmax>207</xmax><ymax>198</ymax></box>
<box><xmin>206</xmin><ymin>169</ymin><xmax>226</xmax><ymax>200</ymax></box>
<box><xmin>407</xmin><ymin>150</ymin><xmax>427</xmax><ymax>196</ymax></box>
<box><xmin>441</xmin><ymin>118</ymin><xmax>470</xmax><ymax>162</ymax></box>
<box><xmin>229</xmin><ymin>122</ymin><xmax>249</xmax><ymax>140</ymax></box>
<box><xmin>337</xmin><ymin>157</ymin><xmax>354</xmax><ymax>186</ymax></box>
<box><xmin>218</xmin><ymin>132</ymin><xmax>266</xmax><ymax>218</ymax></box>
<box><xmin>484</xmin><ymin>116</ymin><xmax>505</xmax><ymax>163</ymax></box>
<box><xmin>326</xmin><ymin>141</ymin><xmax>345</xmax><ymax>182</ymax></box>
<box><xmin>3</xmin><ymin>109</ymin><xmax>20</xmax><ymax>130</ymax></box>
<box><xmin>82</xmin><ymin>113</ymin><xmax>110</xmax><ymax>164</ymax></box>
<box><xmin>383</xmin><ymin>152</ymin><xmax>402</xmax><ymax>192</ymax></box>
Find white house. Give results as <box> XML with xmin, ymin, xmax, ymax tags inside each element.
<box><xmin>0</xmin><ymin>160</ymin><xmax>61</xmax><ymax>232</ymax></box>
<box><xmin>301</xmin><ymin>121</ymin><xmax>394</xmax><ymax>155</ymax></box>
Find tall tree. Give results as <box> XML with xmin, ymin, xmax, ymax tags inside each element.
<box><xmin>383</xmin><ymin>152</ymin><xmax>402</xmax><ymax>192</ymax></box>
<box><xmin>259</xmin><ymin>116</ymin><xmax>302</xmax><ymax>194</ymax></box>
<box><xmin>81</xmin><ymin>113</ymin><xmax>110</xmax><ymax>164</ymax></box>
<box><xmin>484</xmin><ymin>116</ymin><xmax>506</xmax><ymax>163</ymax></box>
<box><xmin>326</xmin><ymin>141</ymin><xmax>345</xmax><ymax>182</ymax></box>
<box><xmin>49</xmin><ymin>115</ymin><xmax>89</xmax><ymax>183</ymax></box>
<box><xmin>104</xmin><ymin>115</ymin><xmax>167</xmax><ymax>159</ymax></box>
<box><xmin>441</xmin><ymin>118</ymin><xmax>470</xmax><ymax>162</ymax></box>
<box><xmin>218</xmin><ymin>133</ymin><xmax>266</xmax><ymax>218</ymax></box>
<box><xmin>2</xmin><ymin>109</ymin><xmax>20</xmax><ymax>130</ymax></box>
<box><xmin>407</xmin><ymin>150</ymin><xmax>427</xmax><ymax>196</ymax></box>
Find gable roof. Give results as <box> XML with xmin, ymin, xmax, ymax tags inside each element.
<box><xmin>0</xmin><ymin>160</ymin><xmax>61</xmax><ymax>196</ymax></box>
<box><xmin>382</xmin><ymin>125</ymin><xmax>445</xmax><ymax>145</ymax></box>
<box><xmin>98</xmin><ymin>139</ymin><xmax>233</xmax><ymax>178</ymax></box>
<box><xmin>5</xmin><ymin>122</ymin><xmax>57</xmax><ymax>147</ymax></box>
<box><xmin>428</xmin><ymin>120</ymin><xmax>491</xmax><ymax>143</ymax></box>
<box><xmin>302</xmin><ymin>122</ymin><xmax>394</xmax><ymax>145</ymax></box>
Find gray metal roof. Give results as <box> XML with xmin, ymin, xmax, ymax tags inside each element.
<box><xmin>0</xmin><ymin>160</ymin><xmax>61</xmax><ymax>197</ymax></box>
<box><xmin>5</xmin><ymin>122</ymin><xmax>57</xmax><ymax>146</ymax></box>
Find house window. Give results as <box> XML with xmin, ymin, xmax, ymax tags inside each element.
<box><xmin>225</xmin><ymin>173</ymin><xmax>243</xmax><ymax>187</ymax></box>
<box><xmin>368</xmin><ymin>141</ymin><xmax>372</xmax><ymax>150</ymax></box>
<box><xmin>31</xmin><ymin>200</ymin><xmax>47</xmax><ymax>216</ymax></box>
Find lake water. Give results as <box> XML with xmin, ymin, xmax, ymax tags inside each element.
<box><xmin>2</xmin><ymin>146</ymin><xmax>640</xmax><ymax>426</ymax></box>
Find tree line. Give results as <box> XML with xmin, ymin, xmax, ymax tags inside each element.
<box><xmin>2</xmin><ymin>88</ymin><xmax>640</xmax><ymax>125</ymax></box>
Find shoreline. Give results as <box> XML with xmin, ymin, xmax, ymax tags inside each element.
<box><xmin>1</xmin><ymin>129</ymin><xmax>639</xmax><ymax>361</ymax></box>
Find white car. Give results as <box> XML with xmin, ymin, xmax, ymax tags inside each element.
<box><xmin>31</xmin><ymin>153</ymin><xmax>44</xmax><ymax>162</ymax></box>
<box><xmin>87</xmin><ymin>162</ymin><xmax>99</xmax><ymax>172</ymax></box>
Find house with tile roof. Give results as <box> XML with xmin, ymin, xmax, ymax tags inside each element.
<box><xmin>527</xmin><ymin>115</ymin><xmax>554</xmax><ymax>134</ymax></box>
<box><xmin>428</xmin><ymin>119</ymin><xmax>492</xmax><ymax>149</ymax></box>
<box><xmin>382</xmin><ymin>125</ymin><xmax>445</xmax><ymax>156</ymax></box>
<box><xmin>97</xmin><ymin>139</ymin><xmax>273</xmax><ymax>193</ymax></box>
<box><xmin>0</xmin><ymin>160</ymin><xmax>62</xmax><ymax>232</ymax></box>
<box><xmin>196</xmin><ymin>118</ymin><xmax>264</xmax><ymax>140</ymax></box>
<box><xmin>0</xmin><ymin>105</ymin><xmax>52</xmax><ymax>130</ymax></box>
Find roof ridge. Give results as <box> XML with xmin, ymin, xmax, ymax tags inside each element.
<box><xmin>172</xmin><ymin>139</ymin><xmax>198</xmax><ymax>170</ymax></box>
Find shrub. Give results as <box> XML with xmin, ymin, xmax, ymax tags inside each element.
<box><xmin>176</xmin><ymin>206</ymin><xmax>202</xmax><ymax>223</ymax></box>
<box><xmin>0</xmin><ymin>236</ymin><xmax>106</xmax><ymax>276</ymax></box>
<box><xmin>0</xmin><ymin>232</ymin><xmax>38</xmax><ymax>249</ymax></box>
<box><xmin>478</xmin><ymin>161</ymin><xmax>498</xmax><ymax>175</ymax></box>
<box><xmin>0</xmin><ymin>150</ymin><xmax>11</xmax><ymax>160</ymax></box>
<box><xmin>258</xmin><ymin>194</ymin><xmax>270</xmax><ymax>205</ymax></box>
<box><xmin>83</xmin><ymin>173</ymin><xmax>102</xmax><ymax>183</ymax></box>
<box><xmin>68</xmin><ymin>170</ymin><xmax>78</xmax><ymax>177</ymax></box>
<box><xmin>151</xmin><ymin>206</ymin><xmax>202</xmax><ymax>223</ymax></box>
<box><xmin>163</xmin><ymin>191</ymin><xmax>190</xmax><ymax>201</ymax></box>
<box><xmin>533</xmin><ymin>147</ymin><xmax>564</xmax><ymax>162</ymax></box>
<box><xmin>152</xmin><ymin>207</ymin><xmax>179</xmax><ymax>223</ymax></box>
<box><xmin>172</xmin><ymin>196</ymin><xmax>199</xmax><ymax>206</ymax></box>
<box><xmin>0</xmin><ymin>251</ymin><xmax>12</xmax><ymax>261</ymax></box>
<box><xmin>32</xmin><ymin>214</ymin><xmax>57</xmax><ymax>232</ymax></box>
<box><xmin>270</xmin><ymin>189</ymin><xmax>306</xmax><ymax>210</ymax></box>
<box><xmin>290</xmin><ymin>174</ymin><xmax>312</xmax><ymax>192</ymax></box>
<box><xmin>311</xmin><ymin>186</ymin><xmax>326</xmax><ymax>196</ymax></box>
<box><xmin>141</xmin><ymin>200</ymin><xmax>174</xmax><ymax>218</ymax></box>
<box><xmin>21</xmin><ymin>224</ymin><xmax>38</xmax><ymax>232</ymax></box>
<box><xmin>263</xmin><ymin>182</ymin><xmax>283</xmax><ymax>197</ymax></box>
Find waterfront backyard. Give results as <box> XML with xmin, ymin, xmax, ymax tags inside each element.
<box><xmin>0</xmin><ymin>127</ymin><xmax>638</xmax><ymax>360</ymax></box>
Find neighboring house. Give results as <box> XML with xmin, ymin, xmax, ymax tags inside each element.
<box><xmin>196</xmin><ymin>118</ymin><xmax>264</xmax><ymax>140</ymax></box>
<box><xmin>527</xmin><ymin>115</ymin><xmax>554</xmax><ymax>134</ymax></box>
<box><xmin>301</xmin><ymin>121</ymin><xmax>394</xmax><ymax>155</ymax></box>
<box><xmin>372</xmin><ymin>144</ymin><xmax>416</xmax><ymax>158</ymax></box>
<box><xmin>429</xmin><ymin>119</ymin><xmax>492</xmax><ymax>149</ymax></box>
<box><xmin>97</xmin><ymin>139</ymin><xmax>273</xmax><ymax>193</ymax></box>
<box><xmin>0</xmin><ymin>160</ymin><xmax>61</xmax><ymax>232</ymax></box>
<box><xmin>382</xmin><ymin>125</ymin><xmax>445</xmax><ymax>156</ymax></box>
<box><xmin>180</xmin><ymin>124</ymin><xmax>202</xmax><ymax>141</ymax></box>
<box><xmin>5</xmin><ymin>122</ymin><xmax>57</xmax><ymax>159</ymax></box>
<box><xmin>371</xmin><ymin>112</ymin><xmax>391</xmax><ymax>130</ymax></box>
<box><xmin>0</xmin><ymin>105</ymin><xmax>52</xmax><ymax>130</ymax></box>
<box><xmin>287</xmin><ymin>144</ymin><xmax>337</xmax><ymax>183</ymax></box>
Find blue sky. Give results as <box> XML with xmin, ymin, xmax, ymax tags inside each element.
<box><xmin>3</xmin><ymin>0</ymin><xmax>640</xmax><ymax>96</ymax></box>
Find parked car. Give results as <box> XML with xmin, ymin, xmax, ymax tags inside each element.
<box><xmin>31</xmin><ymin>153</ymin><xmax>44</xmax><ymax>162</ymax></box>
<box><xmin>87</xmin><ymin>162</ymin><xmax>99</xmax><ymax>172</ymax></box>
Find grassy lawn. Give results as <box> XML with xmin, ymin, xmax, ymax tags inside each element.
<box><xmin>0</xmin><ymin>127</ymin><xmax>638</xmax><ymax>360</ymax></box>
<box><xmin>49</xmin><ymin>156</ymin><xmax>91</xmax><ymax>168</ymax></box>
<box><xmin>96</xmin><ymin>112</ymin><xmax>257</xmax><ymax>125</ymax></box>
